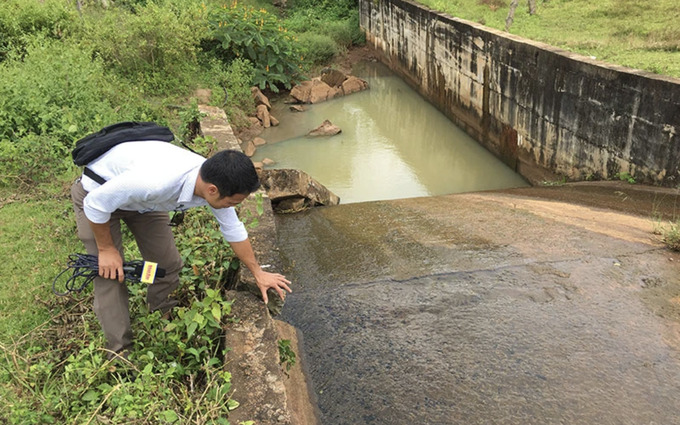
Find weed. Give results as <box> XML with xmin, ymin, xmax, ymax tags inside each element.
<box><xmin>615</xmin><ymin>172</ymin><xmax>636</xmax><ymax>184</ymax></box>
<box><xmin>278</xmin><ymin>339</ymin><xmax>296</xmax><ymax>372</ymax></box>
<box><xmin>178</xmin><ymin>99</ymin><xmax>207</xmax><ymax>144</ymax></box>
<box><xmin>661</xmin><ymin>221</ymin><xmax>680</xmax><ymax>251</ymax></box>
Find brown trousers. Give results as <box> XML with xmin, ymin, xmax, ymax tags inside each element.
<box><xmin>71</xmin><ymin>180</ymin><xmax>183</xmax><ymax>356</ymax></box>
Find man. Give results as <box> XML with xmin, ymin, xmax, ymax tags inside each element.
<box><xmin>70</xmin><ymin>140</ymin><xmax>291</xmax><ymax>358</ymax></box>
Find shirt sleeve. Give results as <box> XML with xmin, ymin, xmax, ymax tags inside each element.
<box><xmin>211</xmin><ymin>206</ymin><xmax>248</xmax><ymax>243</ymax></box>
<box><xmin>82</xmin><ymin>172</ymin><xmax>160</xmax><ymax>223</ymax></box>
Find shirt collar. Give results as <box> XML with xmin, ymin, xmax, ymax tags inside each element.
<box><xmin>178</xmin><ymin>166</ymin><xmax>201</xmax><ymax>205</ymax></box>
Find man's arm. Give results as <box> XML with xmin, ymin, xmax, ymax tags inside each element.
<box><xmin>230</xmin><ymin>238</ymin><xmax>292</xmax><ymax>304</ymax></box>
<box><xmin>89</xmin><ymin>221</ymin><xmax>125</xmax><ymax>283</ymax></box>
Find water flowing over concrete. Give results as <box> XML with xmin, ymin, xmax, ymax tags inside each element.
<box><xmin>277</xmin><ymin>183</ymin><xmax>680</xmax><ymax>424</ymax></box>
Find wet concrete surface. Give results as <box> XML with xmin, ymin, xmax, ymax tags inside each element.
<box><xmin>276</xmin><ymin>182</ymin><xmax>680</xmax><ymax>424</ymax></box>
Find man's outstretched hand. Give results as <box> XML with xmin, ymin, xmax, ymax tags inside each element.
<box><xmin>253</xmin><ymin>270</ymin><xmax>292</xmax><ymax>304</ymax></box>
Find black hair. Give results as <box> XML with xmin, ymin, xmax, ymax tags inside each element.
<box><xmin>199</xmin><ymin>150</ymin><xmax>260</xmax><ymax>197</ymax></box>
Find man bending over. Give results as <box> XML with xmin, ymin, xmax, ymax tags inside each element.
<box><xmin>71</xmin><ymin>141</ymin><xmax>291</xmax><ymax>358</ymax></box>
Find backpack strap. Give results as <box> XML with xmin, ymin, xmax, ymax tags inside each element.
<box><xmin>83</xmin><ymin>167</ymin><xmax>107</xmax><ymax>185</ymax></box>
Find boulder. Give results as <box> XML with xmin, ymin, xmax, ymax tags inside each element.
<box><xmin>256</xmin><ymin>104</ymin><xmax>271</xmax><ymax>128</ymax></box>
<box><xmin>242</xmin><ymin>139</ymin><xmax>256</xmax><ymax>157</ymax></box>
<box><xmin>259</xmin><ymin>169</ymin><xmax>340</xmax><ymax>212</ymax></box>
<box><xmin>290</xmin><ymin>80</ymin><xmax>312</xmax><ymax>103</ymax></box>
<box><xmin>342</xmin><ymin>76</ymin><xmax>369</xmax><ymax>96</ymax></box>
<box><xmin>309</xmin><ymin>79</ymin><xmax>334</xmax><ymax>104</ymax></box>
<box><xmin>270</xmin><ymin>115</ymin><xmax>280</xmax><ymax>127</ymax></box>
<box><xmin>290</xmin><ymin>105</ymin><xmax>305</xmax><ymax>112</ymax></box>
<box><xmin>251</xmin><ymin>86</ymin><xmax>271</xmax><ymax>109</ymax></box>
<box><xmin>308</xmin><ymin>120</ymin><xmax>341</xmax><ymax>137</ymax></box>
<box><xmin>262</xmin><ymin>157</ymin><xmax>276</xmax><ymax>166</ymax></box>
<box><xmin>253</xmin><ymin>137</ymin><xmax>267</xmax><ymax>146</ymax></box>
<box><xmin>290</xmin><ymin>75</ymin><xmax>368</xmax><ymax>104</ymax></box>
<box><xmin>290</xmin><ymin>78</ymin><xmax>335</xmax><ymax>104</ymax></box>
<box><xmin>320</xmin><ymin>68</ymin><xmax>347</xmax><ymax>87</ymax></box>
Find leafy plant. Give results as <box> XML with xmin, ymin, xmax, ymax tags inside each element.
<box><xmin>278</xmin><ymin>339</ymin><xmax>296</xmax><ymax>372</ymax></box>
<box><xmin>615</xmin><ymin>172</ymin><xmax>636</xmax><ymax>184</ymax></box>
<box><xmin>220</xmin><ymin>57</ymin><xmax>257</xmax><ymax>126</ymax></box>
<box><xmin>1</xmin><ymin>202</ymin><xmax>247</xmax><ymax>424</ymax></box>
<box><xmin>207</xmin><ymin>2</ymin><xmax>304</xmax><ymax>92</ymax></box>
<box><xmin>178</xmin><ymin>99</ymin><xmax>208</xmax><ymax>144</ymax></box>
<box><xmin>660</xmin><ymin>220</ymin><xmax>680</xmax><ymax>251</ymax></box>
<box><xmin>0</xmin><ymin>0</ymin><xmax>75</xmax><ymax>63</ymax></box>
<box><xmin>175</xmin><ymin>206</ymin><xmax>241</xmax><ymax>292</ymax></box>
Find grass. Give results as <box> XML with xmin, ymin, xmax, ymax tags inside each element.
<box><xmin>0</xmin><ymin>183</ymin><xmax>245</xmax><ymax>424</ymax></box>
<box><xmin>418</xmin><ymin>0</ymin><xmax>680</xmax><ymax>78</ymax></box>
<box><xmin>0</xmin><ymin>188</ymin><xmax>80</xmax><ymax>342</ymax></box>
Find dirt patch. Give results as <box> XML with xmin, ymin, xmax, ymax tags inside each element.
<box><xmin>330</xmin><ymin>45</ymin><xmax>381</xmax><ymax>75</ymax></box>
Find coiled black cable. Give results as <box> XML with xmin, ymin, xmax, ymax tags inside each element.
<box><xmin>52</xmin><ymin>253</ymin><xmax>165</xmax><ymax>296</ymax></box>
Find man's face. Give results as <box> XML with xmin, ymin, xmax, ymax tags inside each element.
<box><xmin>208</xmin><ymin>192</ymin><xmax>248</xmax><ymax>209</ymax></box>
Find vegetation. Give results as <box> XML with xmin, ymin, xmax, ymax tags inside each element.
<box><xmin>0</xmin><ymin>0</ymin><xmax>362</xmax><ymax>190</ymax></box>
<box><xmin>208</xmin><ymin>3</ymin><xmax>303</xmax><ymax>92</ymax></box>
<box><xmin>661</xmin><ymin>222</ymin><xmax>680</xmax><ymax>251</ymax></box>
<box><xmin>418</xmin><ymin>0</ymin><xmax>680</xmax><ymax>78</ymax></box>
<box><xmin>0</xmin><ymin>121</ymin><xmax>255</xmax><ymax>425</ymax></box>
<box><xmin>1</xmin><ymin>0</ymin><xmax>678</xmax><ymax>421</ymax></box>
<box><xmin>278</xmin><ymin>339</ymin><xmax>297</xmax><ymax>372</ymax></box>
<box><xmin>0</xmin><ymin>1</ymin><xmax>362</xmax><ymax>423</ymax></box>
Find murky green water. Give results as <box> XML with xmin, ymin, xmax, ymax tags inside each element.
<box><xmin>252</xmin><ymin>61</ymin><xmax>528</xmax><ymax>204</ymax></box>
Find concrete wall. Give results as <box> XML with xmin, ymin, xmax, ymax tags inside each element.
<box><xmin>359</xmin><ymin>0</ymin><xmax>680</xmax><ymax>186</ymax></box>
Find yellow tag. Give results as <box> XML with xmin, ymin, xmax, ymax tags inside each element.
<box><xmin>141</xmin><ymin>261</ymin><xmax>158</xmax><ymax>284</ymax></box>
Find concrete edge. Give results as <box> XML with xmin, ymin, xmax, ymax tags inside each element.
<box><xmin>198</xmin><ymin>105</ymin><xmax>320</xmax><ymax>425</ymax></box>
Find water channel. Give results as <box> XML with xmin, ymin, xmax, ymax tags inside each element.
<box><xmin>253</xmin><ymin>61</ymin><xmax>528</xmax><ymax>203</ymax></box>
<box><xmin>262</xmin><ymin>62</ymin><xmax>680</xmax><ymax>424</ymax></box>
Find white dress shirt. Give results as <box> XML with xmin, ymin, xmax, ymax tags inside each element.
<box><xmin>81</xmin><ymin>141</ymin><xmax>248</xmax><ymax>242</ymax></box>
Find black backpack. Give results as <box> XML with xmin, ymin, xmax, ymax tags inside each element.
<box><xmin>72</xmin><ymin>121</ymin><xmax>175</xmax><ymax>184</ymax></box>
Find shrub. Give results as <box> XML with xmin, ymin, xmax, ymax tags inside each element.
<box><xmin>0</xmin><ymin>0</ymin><xmax>75</xmax><ymax>62</ymax></box>
<box><xmin>662</xmin><ymin>221</ymin><xmax>680</xmax><ymax>251</ymax></box>
<box><xmin>318</xmin><ymin>16</ymin><xmax>364</xmax><ymax>49</ymax></box>
<box><xmin>0</xmin><ymin>133</ymin><xmax>73</xmax><ymax>188</ymax></box>
<box><xmin>207</xmin><ymin>2</ymin><xmax>304</xmax><ymax>92</ymax></box>
<box><xmin>221</xmin><ymin>58</ymin><xmax>257</xmax><ymax>126</ymax></box>
<box><xmin>0</xmin><ymin>37</ymin><xmax>164</xmax><ymax>187</ymax></box>
<box><xmin>289</xmin><ymin>0</ymin><xmax>358</xmax><ymax>19</ymax></box>
<box><xmin>0</xmin><ymin>38</ymin><xmax>117</xmax><ymax>141</ymax></box>
<box><xmin>80</xmin><ymin>1</ymin><xmax>205</xmax><ymax>94</ymax></box>
<box><xmin>295</xmin><ymin>32</ymin><xmax>340</xmax><ymax>66</ymax></box>
<box><xmin>284</xmin><ymin>2</ymin><xmax>364</xmax><ymax>65</ymax></box>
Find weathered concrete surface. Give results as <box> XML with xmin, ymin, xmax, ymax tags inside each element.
<box><xmin>198</xmin><ymin>105</ymin><xmax>242</xmax><ymax>151</ymax></box>
<box><xmin>199</xmin><ymin>107</ymin><xmax>319</xmax><ymax>425</ymax></box>
<box><xmin>359</xmin><ymin>0</ymin><xmax>680</xmax><ymax>186</ymax></box>
<box><xmin>275</xmin><ymin>182</ymin><xmax>680</xmax><ymax>424</ymax></box>
<box><xmin>224</xmin><ymin>291</ymin><xmax>319</xmax><ymax>425</ymax></box>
